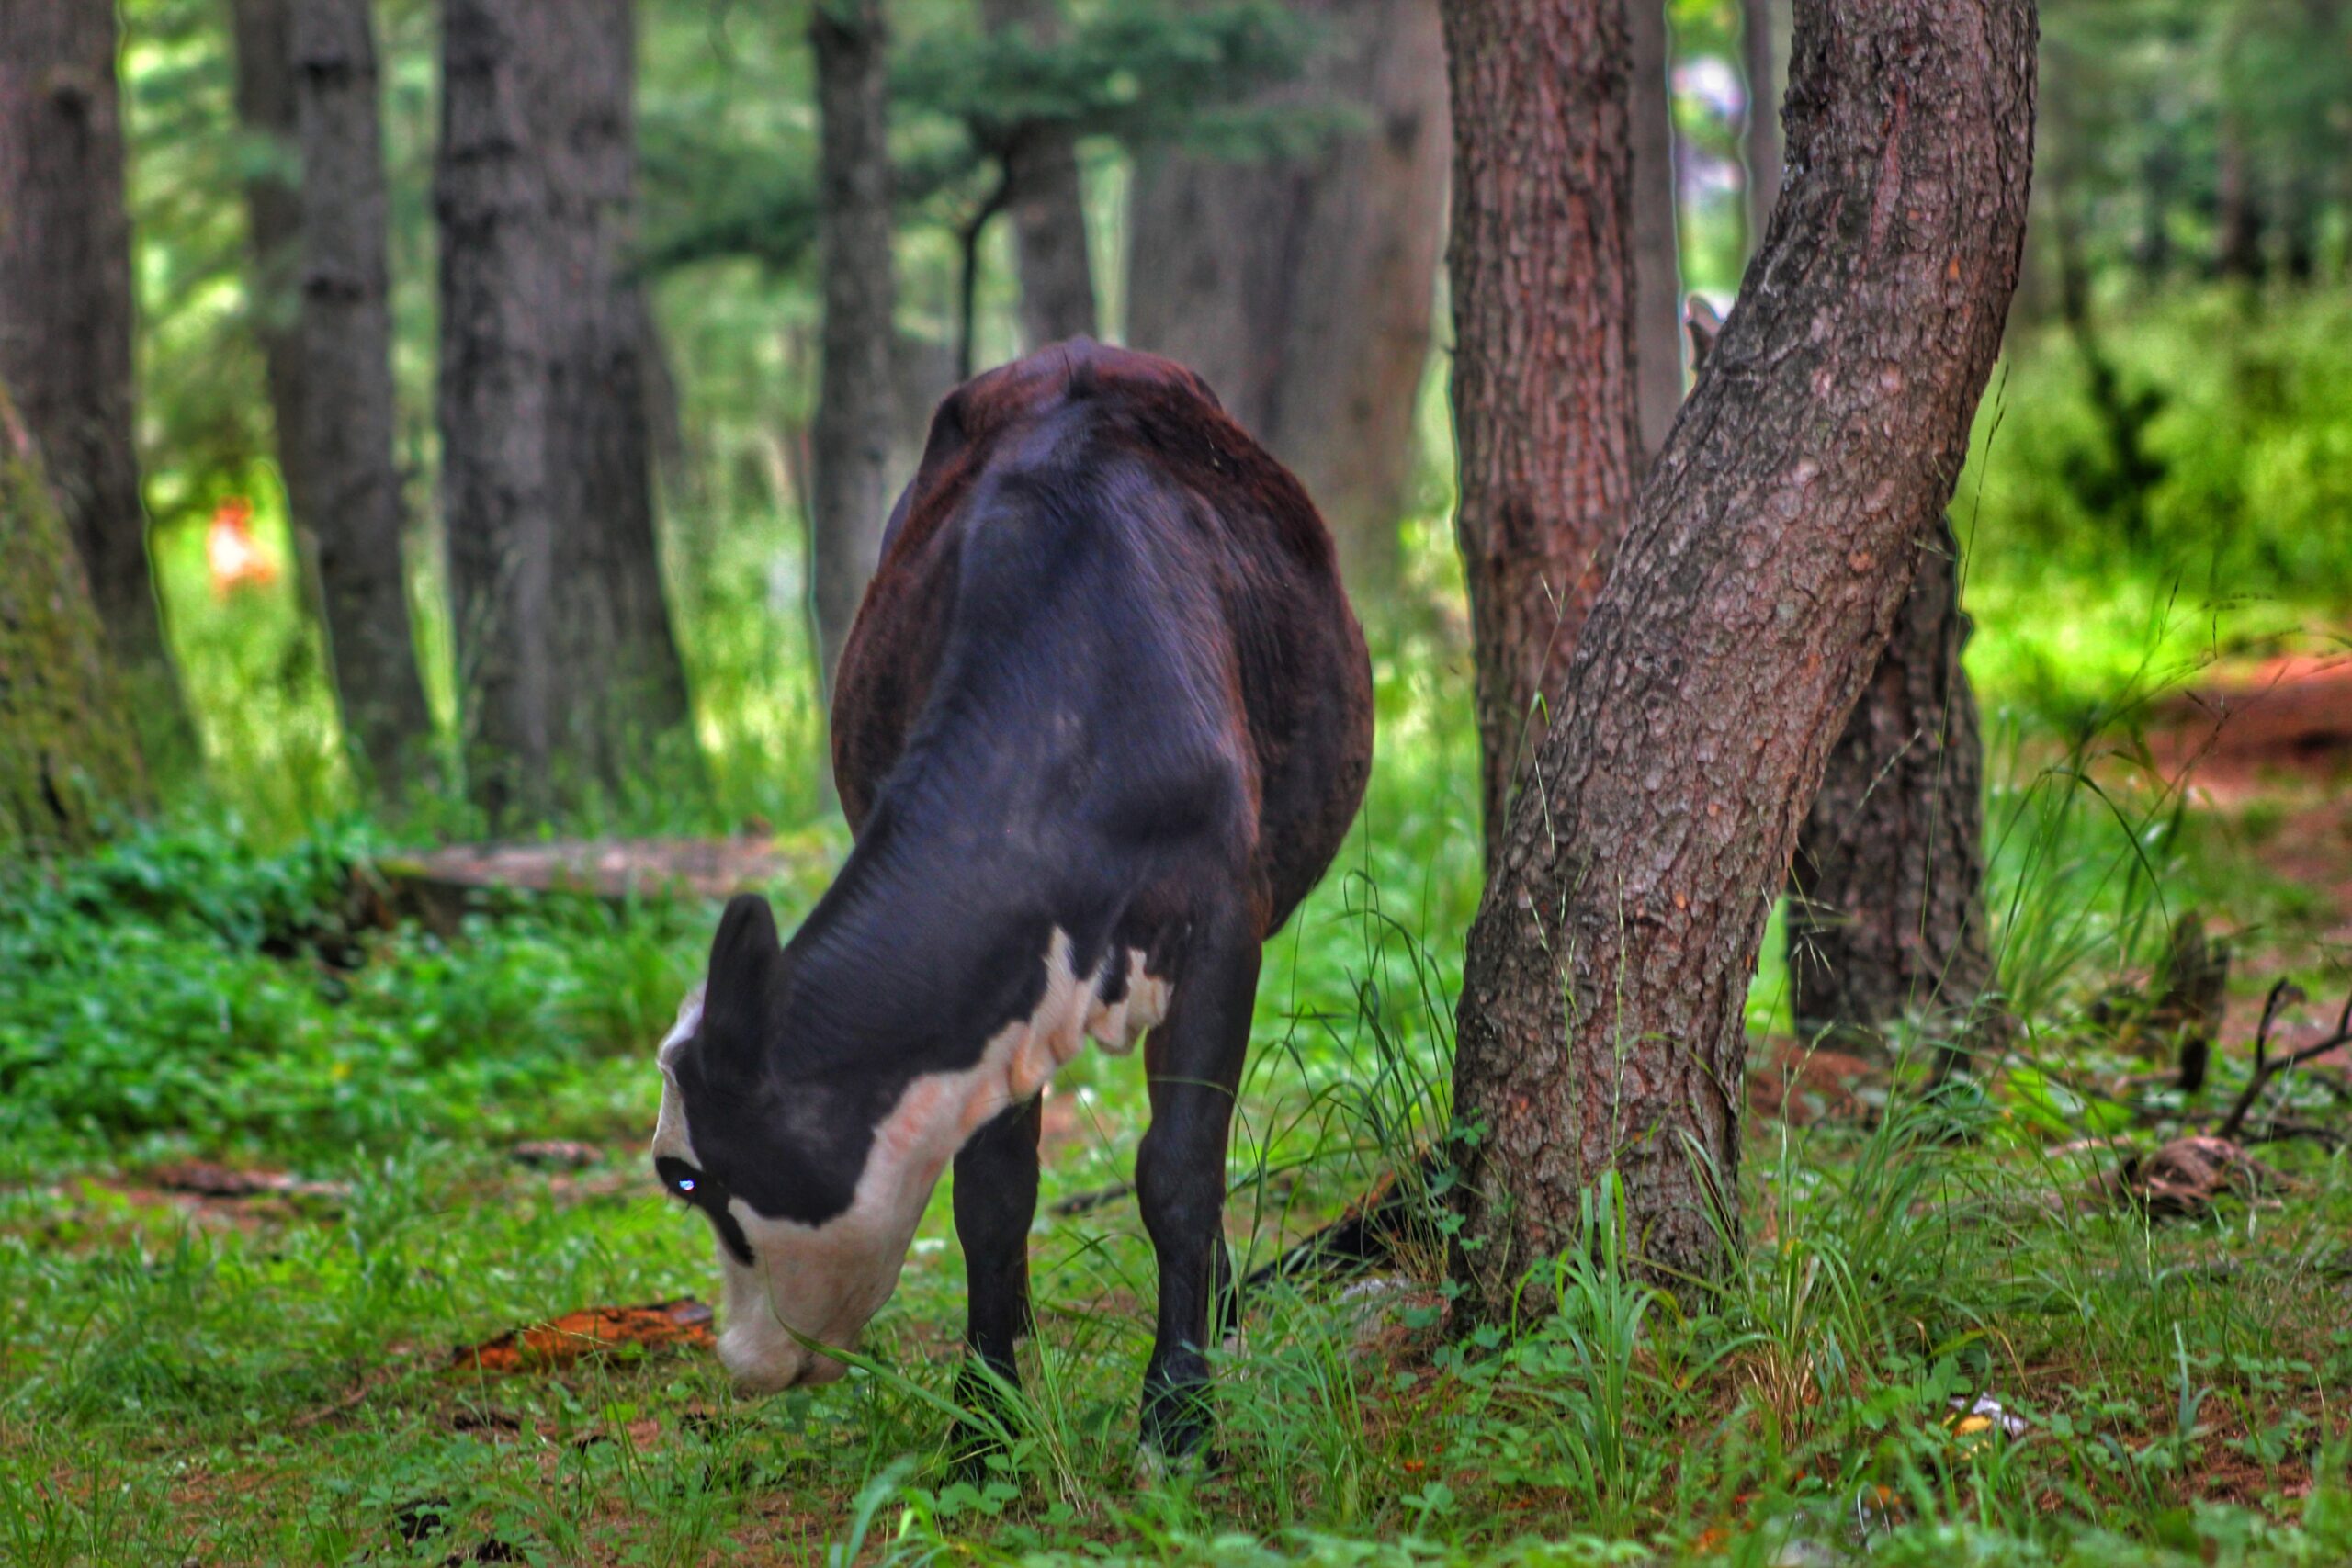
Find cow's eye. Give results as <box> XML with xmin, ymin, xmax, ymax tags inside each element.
<box><xmin>675</xmin><ymin>1177</ymin><xmax>696</xmax><ymax>1194</ymax></box>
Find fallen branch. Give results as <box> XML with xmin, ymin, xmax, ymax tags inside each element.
<box><xmin>1046</xmin><ymin>1180</ymin><xmax>1132</xmax><ymax>1218</ymax></box>
<box><xmin>2216</xmin><ymin>981</ymin><xmax>2352</xmax><ymax>1143</ymax></box>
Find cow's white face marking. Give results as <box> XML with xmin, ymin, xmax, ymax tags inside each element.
<box><xmin>650</xmin><ymin>931</ymin><xmax>1170</xmax><ymax>1394</ymax></box>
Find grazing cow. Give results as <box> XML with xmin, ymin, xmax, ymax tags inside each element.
<box><xmin>650</xmin><ymin>341</ymin><xmax>1373</xmax><ymax>1458</ymax></box>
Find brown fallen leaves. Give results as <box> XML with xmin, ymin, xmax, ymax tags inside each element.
<box><xmin>2060</xmin><ymin>1134</ymin><xmax>2290</xmax><ymax>1220</ymax></box>
<box><xmin>2116</xmin><ymin>1135</ymin><xmax>2290</xmax><ymax>1218</ymax></box>
<box><xmin>450</xmin><ymin>1298</ymin><xmax>715</xmax><ymax>1374</ymax></box>
<box><xmin>152</xmin><ymin>1161</ymin><xmax>349</xmax><ymax>1201</ymax></box>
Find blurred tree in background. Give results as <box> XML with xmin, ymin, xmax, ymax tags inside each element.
<box><xmin>0</xmin><ymin>385</ymin><xmax>153</xmax><ymax>849</ymax></box>
<box><xmin>1</xmin><ymin>0</ymin><xmax>196</xmax><ymax>769</ymax></box>
<box><xmin>40</xmin><ymin>0</ymin><xmax>2350</xmax><ymax>840</ymax></box>
<box><xmin>1125</xmin><ymin>0</ymin><xmax>1449</xmax><ymax>588</ymax></box>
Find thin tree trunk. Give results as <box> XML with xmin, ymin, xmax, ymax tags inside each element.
<box><xmin>0</xmin><ymin>384</ymin><xmax>149</xmax><ymax>848</ymax></box>
<box><xmin>1628</xmin><ymin>0</ymin><xmax>1682</xmax><ymax>457</ymax></box>
<box><xmin>1128</xmin><ymin>0</ymin><xmax>1448</xmax><ymax>592</ymax></box>
<box><xmin>230</xmin><ymin>0</ymin><xmax>306</xmax><ymax>497</ymax></box>
<box><xmin>539</xmin><ymin>0</ymin><xmax>695</xmax><ymax>798</ymax></box>
<box><xmin>808</xmin><ymin>0</ymin><xmax>897</xmax><ymax>708</ymax></box>
<box><xmin>1440</xmin><ymin>0</ymin><xmax>1641</xmax><ymax>853</ymax></box>
<box><xmin>1741</xmin><ymin>0</ymin><xmax>1781</xmax><ymax>256</ymax></box>
<box><xmin>1452</xmin><ymin>0</ymin><xmax>2036</xmax><ymax>1307</ymax></box>
<box><xmin>292</xmin><ymin>0</ymin><xmax>435</xmax><ymax>792</ymax></box>
<box><xmin>2214</xmin><ymin>110</ymin><xmax>2261</xmax><ymax>281</ymax></box>
<box><xmin>977</xmin><ymin>0</ymin><xmax>1096</xmax><ymax>347</ymax></box>
<box><xmin>0</xmin><ymin>0</ymin><xmax>195</xmax><ymax>765</ymax></box>
<box><xmin>1787</xmin><ymin>514</ymin><xmax>2002</xmax><ymax>1060</ymax></box>
<box><xmin>437</xmin><ymin>0</ymin><xmax>694</xmax><ymax>824</ymax></box>
<box><xmin>439</xmin><ymin>0</ymin><xmax>557</xmax><ymax>822</ymax></box>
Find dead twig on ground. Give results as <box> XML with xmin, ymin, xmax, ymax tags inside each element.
<box><xmin>2216</xmin><ymin>981</ymin><xmax>2352</xmax><ymax>1144</ymax></box>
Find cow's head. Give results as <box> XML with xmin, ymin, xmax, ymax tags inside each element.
<box><xmin>650</xmin><ymin>894</ymin><xmax>977</xmax><ymax>1393</ymax></box>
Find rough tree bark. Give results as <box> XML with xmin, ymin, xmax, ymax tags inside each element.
<box><xmin>1628</xmin><ymin>0</ymin><xmax>1683</xmax><ymax>457</ymax></box>
<box><xmin>0</xmin><ymin>0</ymin><xmax>194</xmax><ymax>762</ymax></box>
<box><xmin>808</xmin><ymin>0</ymin><xmax>898</xmax><ymax>705</ymax></box>
<box><xmin>1741</xmin><ymin>0</ymin><xmax>1781</xmax><ymax>256</ymax></box>
<box><xmin>976</xmin><ymin>0</ymin><xmax>1096</xmax><ymax>347</ymax></box>
<box><xmin>437</xmin><ymin>0</ymin><xmax>695</xmax><ymax>823</ymax></box>
<box><xmin>1686</xmin><ymin>303</ymin><xmax>2004</xmax><ymax>1060</ymax></box>
<box><xmin>0</xmin><ymin>386</ymin><xmax>149</xmax><ymax>848</ymax></box>
<box><xmin>1786</xmin><ymin>515</ymin><xmax>2002</xmax><ymax>1057</ymax></box>
<box><xmin>229</xmin><ymin>0</ymin><xmax>306</xmax><ymax>492</ymax></box>
<box><xmin>1451</xmin><ymin>0</ymin><xmax>2036</xmax><ymax>1307</ymax></box>
<box><xmin>1440</xmin><ymin>0</ymin><xmax>1642</xmax><ymax>853</ymax></box>
<box><xmin>1128</xmin><ymin>0</ymin><xmax>1449</xmax><ymax>590</ymax></box>
<box><xmin>293</xmin><ymin>0</ymin><xmax>435</xmax><ymax>790</ymax></box>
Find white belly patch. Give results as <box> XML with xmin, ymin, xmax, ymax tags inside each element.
<box><xmin>958</xmin><ymin>930</ymin><xmax>1170</xmax><ymax>1138</ymax></box>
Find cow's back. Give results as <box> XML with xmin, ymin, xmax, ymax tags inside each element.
<box><xmin>831</xmin><ymin>341</ymin><xmax>1372</xmax><ymax>938</ymax></box>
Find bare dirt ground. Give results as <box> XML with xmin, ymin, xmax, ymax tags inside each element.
<box><xmin>2153</xmin><ymin>652</ymin><xmax>2352</xmax><ymax>1059</ymax></box>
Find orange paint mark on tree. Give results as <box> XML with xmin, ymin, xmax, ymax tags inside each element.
<box><xmin>205</xmin><ymin>498</ymin><xmax>277</xmax><ymax>597</ymax></box>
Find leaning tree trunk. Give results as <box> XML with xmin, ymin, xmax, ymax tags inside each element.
<box><xmin>437</xmin><ymin>0</ymin><xmax>695</xmax><ymax>823</ymax></box>
<box><xmin>294</xmin><ymin>0</ymin><xmax>435</xmax><ymax>791</ymax></box>
<box><xmin>1740</xmin><ymin>0</ymin><xmax>1781</xmax><ymax>257</ymax></box>
<box><xmin>1685</xmin><ymin>299</ymin><xmax>2004</xmax><ymax>1062</ymax></box>
<box><xmin>1128</xmin><ymin>0</ymin><xmax>1449</xmax><ymax>591</ymax></box>
<box><xmin>1628</xmin><ymin>0</ymin><xmax>1683</xmax><ymax>457</ymax></box>
<box><xmin>0</xmin><ymin>386</ymin><xmax>149</xmax><ymax>848</ymax></box>
<box><xmin>977</xmin><ymin>0</ymin><xmax>1096</xmax><ymax>347</ymax></box>
<box><xmin>1451</xmin><ymin>0</ymin><xmax>2036</xmax><ymax>1309</ymax></box>
<box><xmin>1787</xmin><ymin>514</ymin><xmax>2002</xmax><ymax>1060</ymax></box>
<box><xmin>1441</xmin><ymin>0</ymin><xmax>1642</xmax><ymax>854</ymax></box>
<box><xmin>0</xmin><ymin>0</ymin><xmax>195</xmax><ymax>765</ymax></box>
<box><xmin>808</xmin><ymin>0</ymin><xmax>898</xmax><ymax>707</ymax></box>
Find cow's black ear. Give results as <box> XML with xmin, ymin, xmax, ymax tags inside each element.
<box><xmin>703</xmin><ymin>894</ymin><xmax>781</xmax><ymax>1058</ymax></box>
<box><xmin>709</xmin><ymin>893</ymin><xmax>779</xmax><ymax>984</ymax></box>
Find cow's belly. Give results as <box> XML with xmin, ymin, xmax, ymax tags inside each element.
<box><xmin>947</xmin><ymin>929</ymin><xmax>1171</xmax><ymax>1143</ymax></box>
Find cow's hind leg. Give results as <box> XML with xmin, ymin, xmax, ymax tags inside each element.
<box><xmin>1136</xmin><ymin>905</ymin><xmax>1261</xmax><ymax>1462</ymax></box>
<box><xmin>953</xmin><ymin>1095</ymin><xmax>1043</xmax><ymax>1457</ymax></box>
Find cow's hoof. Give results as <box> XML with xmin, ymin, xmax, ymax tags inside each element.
<box><xmin>946</xmin><ymin>1423</ymin><xmax>1011</xmax><ymax>1483</ymax></box>
<box><xmin>1134</xmin><ymin>1436</ymin><xmax>1215</xmax><ymax>1484</ymax></box>
<box><xmin>1137</xmin><ymin>1381</ymin><xmax>1216</xmax><ymax>1476</ymax></box>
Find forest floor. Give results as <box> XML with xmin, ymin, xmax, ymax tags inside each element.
<box><xmin>5</xmin><ymin>656</ymin><xmax>2352</xmax><ymax>1567</ymax></box>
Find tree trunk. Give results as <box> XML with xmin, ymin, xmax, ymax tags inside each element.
<box><xmin>1628</xmin><ymin>0</ymin><xmax>1683</xmax><ymax>457</ymax></box>
<box><xmin>2214</xmin><ymin>110</ymin><xmax>2261</xmax><ymax>281</ymax></box>
<box><xmin>1451</xmin><ymin>0</ymin><xmax>2036</xmax><ymax>1308</ymax></box>
<box><xmin>437</xmin><ymin>0</ymin><xmax>695</xmax><ymax>824</ymax></box>
<box><xmin>540</xmin><ymin>0</ymin><xmax>695</xmax><ymax>799</ymax></box>
<box><xmin>1440</xmin><ymin>0</ymin><xmax>1642</xmax><ymax>853</ymax></box>
<box><xmin>1740</xmin><ymin>0</ymin><xmax>1781</xmax><ymax>256</ymax></box>
<box><xmin>0</xmin><ymin>0</ymin><xmax>195</xmax><ymax>764</ymax></box>
<box><xmin>230</xmin><ymin>0</ymin><xmax>306</xmax><ymax>496</ymax></box>
<box><xmin>977</xmin><ymin>0</ymin><xmax>1096</xmax><ymax>347</ymax></box>
<box><xmin>1127</xmin><ymin>0</ymin><xmax>1449</xmax><ymax>592</ymax></box>
<box><xmin>808</xmin><ymin>0</ymin><xmax>898</xmax><ymax>707</ymax></box>
<box><xmin>292</xmin><ymin>0</ymin><xmax>435</xmax><ymax>792</ymax></box>
<box><xmin>1690</xmin><ymin>283</ymin><xmax>2004</xmax><ymax>1062</ymax></box>
<box><xmin>0</xmin><ymin>385</ymin><xmax>149</xmax><ymax>848</ymax></box>
<box><xmin>1787</xmin><ymin>514</ymin><xmax>2001</xmax><ymax>1059</ymax></box>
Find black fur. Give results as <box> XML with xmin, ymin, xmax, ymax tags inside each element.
<box><xmin>661</xmin><ymin>341</ymin><xmax>1374</xmax><ymax>1457</ymax></box>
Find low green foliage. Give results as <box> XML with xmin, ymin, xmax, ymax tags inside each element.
<box><xmin>1963</xmin><ymin>288</ymin><xmax>2352</xmax><ymax>723</ymax></box>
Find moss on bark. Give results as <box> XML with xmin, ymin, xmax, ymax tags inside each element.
<box><xmin>0</xmin><ymin>387</ymin><xmax>150</xmax><ymax>850</ymax></box>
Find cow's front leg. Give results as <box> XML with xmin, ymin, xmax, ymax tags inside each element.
<box><xmin>1136</xmin><ymin>908</ymin><xmax>1260</xmax><ymax>1463</ymax></box>
<box><xmin>953</xmin><ymin>1095</ymin><xmax>1042</xmax><ymax>1452</ymax></box>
